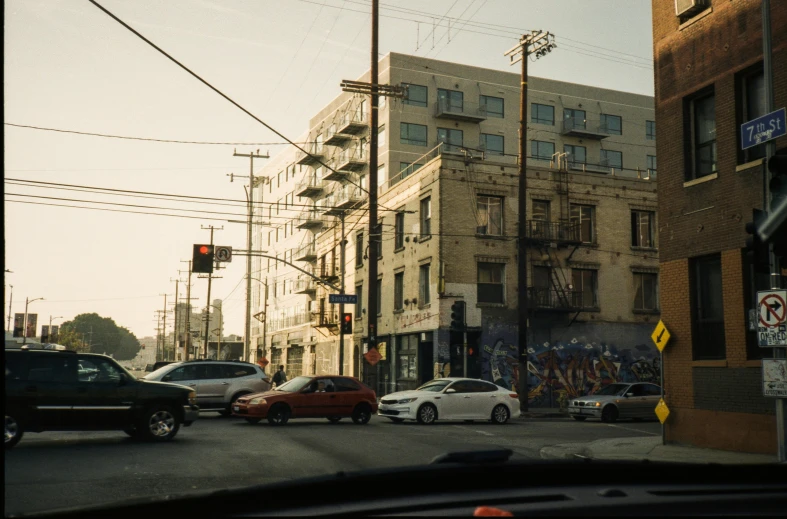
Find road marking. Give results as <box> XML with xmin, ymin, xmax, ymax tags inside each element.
<box><xmin>606</xmin><ymin>423</ymin><xmax>659</xmax><ymax>436</ymax></box>
<box><xmin>453</xmin><ymin>425</ymin><xmax>494</xmax><ymax>437</ymax></box>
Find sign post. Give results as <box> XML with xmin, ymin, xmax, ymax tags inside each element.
<box><xmin>651</xmin><ymin>320</ymin><xmax>672</xmax><ymax>444</ymax></box>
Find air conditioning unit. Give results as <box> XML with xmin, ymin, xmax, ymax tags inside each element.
<box><xmin>675</xmin><ymin>0</ymin><xmax>707</xmax><ymax>17</ymax></box>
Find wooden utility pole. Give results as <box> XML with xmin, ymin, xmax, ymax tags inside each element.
<box><xmin>179</xmin><ymin>260</ymin><xmax>194</xmax><ymax>361</ymax></box>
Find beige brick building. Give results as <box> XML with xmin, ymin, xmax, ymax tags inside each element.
<box><xmin>252</xmin><ymin>53</ymin><xmax>660</xmax><ymax>405</ymax></box>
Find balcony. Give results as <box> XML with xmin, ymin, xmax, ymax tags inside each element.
<box><xmin>295</xmin><ymin>175</ymin><xmax>325</xmax><ymax>199</ymax></box>
<box><xmin>268</xmin><ymin>312</ymin><xmax>312</xmax><ymax>332</ymax></box>
<box><xmin>336</xmin><ymin>109</ymin><xmax>368</xmax><ymax>135</ymax></box>
<box><xmin>528</xmin><ymin>288</ymin><xmax>584</xmax><ymax>312</ymax></box>
<box><xmin>293</xmin><ymin>276</ymin><xmax>317</xmax><ymax>294</ymax></box>
<box><xmin>324</xmin><ymin>123</ymin><xmax>354</xmax><ymax>146</ymax></box>
<box><xmin>312</xmin><ymin>310</ymin><xmax>340</xmax><ymax>328</ymax></box>
<box><xmin>434</xmin><ymin>98</ymin><xmax>487</xmax><ymax>123</ymax></box>
<box><xmin>435</xmin><ymin>140</ymin><xmax>465</xmax><ymax>156</ymax></box>
<box><xmin>296</xmin><ymin>208</ymin><xmax>325</xmax><ymax>231</ymax></box>
<box><xmin>334</xmin><ymin>147</ymin><xmax>368</xmax><ymax>173</ymax></box>
<box><xmin>561</xmin><ymin>116</ymin><xmax>609</xmax><ymax>140</ymax></box>
<box><xmin>296</xmin><ymin>143</ymin><xmax>325</xmax><ymax>166</ymax></box>
<box><xmin>319</xmin><ymin>263</ymin><xmax>340</xmax><ymax>282</ymax></box>
<box><xmin>293</xmin><ymin>242</ymin><xmax>317</xmax><ymax>262</ymax></box>
<box><xmin>324</xmin><ymin>185</ymin><xmax>365</xmax><ymax>215</ymax></box>
<box><xmin>524</xmin><ymin>220</ymin><xmax>581</xmax><ymax>245</ymax></box>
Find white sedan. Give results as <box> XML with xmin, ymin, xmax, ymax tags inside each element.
<box><xmin>377</xmin><ymin>378</ymin><xmax>521</xmax><ymax>425</ymax></box>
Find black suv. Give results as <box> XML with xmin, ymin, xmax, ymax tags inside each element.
<box><xmin>5</xmin><ymin>349</ymin><xmax>200</xmax><ymax>449</ymax></box>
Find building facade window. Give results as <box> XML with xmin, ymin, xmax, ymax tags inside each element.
<box><xmin>398</xmin><ymin>162</ymin><xmax>422</xmax><ymax>181</ymax></box>
<box><xmin>397</xmin><ymin>335</ymin><xmax>417</xmax><ymax>379</ymax></box>
<box><xmin>403</xmin><ymin>83</ymin><xmax>427</xmax><ymax>107</ymax></box>
<box><xmin>394</xmin><ymin>272</ymin><xmax>404</xmax><ymax>311</ymax></box>
<box><xmin>476</xmin><ymin>195</ymin><xmax>503</xmax><ymax>236</ymax></box>
<box><xmin>437</xmin><ymin>88</ymin><xmax>464</xmax><ymax>112</ymax></box>
<box><xmin>437</xmin><ymin>127</ymin><xmax>463</xmax><ymax>152</ymax></box>
<box><xmin>478</xmin><ymin>262</ymin><xmax>505</xmax><ymax>304</ymax></box>
<box><xmin>691</xmin><ymin>254</ymin><xmax>726</xmax><ymax>360</ymax></box>
<box><xmin>600</xmin><ymin>149</ymin><xmax>623</xmax><ymax>170</ymax></box>
<box><xmin>480</xmin><ymin>133</ymin><xmax>504</xmax><ymax>155</ymax></box>
<box><xmin>646</xmin><ymin>120</ymin><xmax>656</xmax><ymax>140</ymax></box>
<box><xmin>600</xmin><ymin>114</ymin><xmax>622</xmax><ymax>135</ymax></box>
<box><xmin>420</xmin><ymin>197</ymin><xmax>431</xmax><ymax>237</ymax></box>
<box><xmin>686</xmin><ymin>89</ymin><xmax>717</xmax><ymax>180</ymax></box>
<box><xmin>378</xmin><ymin>124</ymin><xmax>386</xmax><ymax>147</ymax></box>
<box><xmin>356</xmin><ymin>232</ymin><xmax>364</xmax><ymax>267</ymax></box>
<box><xmin>395</xmin><ymin>211</ymin><xmax>405</xmax><ymax>250</ymax></box>
<box><xmin>531</xmin><ymin>103</ymin><xmax>555</xmax><ymax>125</ymax></box>
<box><xmin>400</xmin><ymin>122</ymin><xmax>427</xmax><ymax>146</ymax></box>
<box><xmin>570</xmin><ymin>204</ymin><xmax>595</xmax><ymax>244</ymax></box>
<box><xmin>572</xmin><ymin>269</ymin><xmax>598</xmax><ymax>309</ymax></box>
<box><xmin>647</xmin><ymin>154</ymin><xmax>657</xmax><ymax>174</ymax></box>
<box><xmin>564</xmin><ymin>108</ymin><xmax>586</xmax><ymax>129</ymax></box>
<box><xmin>738</xmin><ymin>65</ymin><xmax>766</xmax><ymax>163</ymax></box>
<box><xmin>531</xmin><ymin>140</ymin><xmax>555</xmax><ymax>161</ymax></box>
<box><xmin>378</xmin><ymin>164</ymin><xmax>386</xmax><ymax>184</ymax></box>
<box><xmin>480</xmin><ymin>95</ymin><xmax>504</xmax><ymax>118</ymax></box>
<box><xmin>564</xmin><ymin>144</ymin><xmax>587</xmax><ymax>167</ymax></box>
<box><xmin>532</xmin><ymin>200</ymin><xmax>550</xmax><ymax>221</ymax></box>
<box><xmin>633</xmin><ymin>273</ymin><xmax>658</xmax><ymax>311</ymax></box>
<box><xmin>355</xmin><ymin>284</ymin><xmax>363</xmax><ymax>317</ymax></box>
<box><xmin>631</xmin><ymin>210</ymin><xmax>655</xmax><ymax>248</ymax></box>
<box><xmin>419</xmin><ymin>264</ymin><xmax>431</xmax><ymax>306</ymax></box>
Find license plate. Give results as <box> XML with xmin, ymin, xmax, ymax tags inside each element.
<box><xmin>233</xmin><ymin>406</ymin><xmax>240</xmax><ymax>412</ymax></box>
<box><xmin>569</xmin><ymin>408</ymin><xmax>580</xmax><ymax>414</ymax></box>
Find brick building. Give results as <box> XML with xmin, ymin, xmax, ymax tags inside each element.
<box><xmin>652</xmin><ymin>0</ymin><xmax>787</xmax><ymax>454</ymax></box>
<box><xmin>253</xmin><ymin>53</ymin><xmax>660</xmax><ymax>405</ymax></box>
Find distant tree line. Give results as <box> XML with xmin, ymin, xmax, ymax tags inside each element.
<box><xmin>58</xmin><ymin>313</ymin><xmax>141</xmax><ymax>360</ymax></box>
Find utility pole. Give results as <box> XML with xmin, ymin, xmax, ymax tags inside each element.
<box><xmin>505</xmin><ymin>31</ymin><xmax>555</xmax><ymax>412</ymax></box>
<box><xmin>170</xmin><ymin>278</ymin><xmax>181</xmax><ymax>361</ymax></box>
<box><xmin>339</xmin><ymin>213</ymin><xmax>347</xmax><ymax>374</ymax></box>
<box><xmin>154</xmin><ymin>311</ymin><xmax>164</xmax><ymax>360</ymax></box>
<box><xmin>761</xmin><ymin>0</ymin><xmax>786</xmax><ymax>463</ymax></box>
<box><xmin>230</xmin><ymin>149</ymin><xmax>269</xmax><ymax>362</ymax></box>
<box><xmin>180</xmin><ymin>260</ymin><xmax>194</xmax><ymax>361</ymax></box>
<box><xmin>6</xmin><ymin>284</ymin><xmax>12</xmax><ymax>332</ymax></box>
<box><xmin>200</xmin><ymin>225</ymin><xmax>223</xmax><ymax>359</ymax></box>
<box><xmin>159</xmin><ymin>293</ymin><xmax>171</xmax><ymax>360</ymax></box>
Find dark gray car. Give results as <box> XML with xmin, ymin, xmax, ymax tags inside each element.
<box><xmin>567</xmin><ymin>382</ymin><xmax>663</xmax><ymax>423</ymax></box>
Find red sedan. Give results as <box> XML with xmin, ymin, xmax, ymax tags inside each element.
<box><xmin>231</xmin><ymin>375</ymin><xmax>377</xmax><ymax>425</ymax></box>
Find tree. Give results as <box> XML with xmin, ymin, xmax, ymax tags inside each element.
<box><xmin>59</xmin><ymin>313</ymin><xmax>141</xmax><ymax>360</ymax></box>
<box><xmin>55</xmin><ymin>326</ymin><xmax>90</xmax><ymax>352</ymax></box>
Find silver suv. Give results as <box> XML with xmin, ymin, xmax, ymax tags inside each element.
<box><xmin>142</xmin><ymin>360</ymin><xmax>271</xmax><ymax>415</ymax></box>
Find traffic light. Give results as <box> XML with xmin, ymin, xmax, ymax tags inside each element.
<box><xmin>192</xmin><ymin>244</ymin><xmax>214</xmax><ymax>274</ymax></box>
<box><xmin>340</xmin><ymin>313</ymin><xmax>353</xmax><ymax>334</ymax></box>
<box><xmin>450</xmin><ymin>301</ymin><xmax>466</xmax><ymax>330</ymax></box>
<box><xmin>745</xmin><ymin>208</ymin><xmax>770</xmax><ymax>272</ymax></box>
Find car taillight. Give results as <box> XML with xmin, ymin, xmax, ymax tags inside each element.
<box><xmin>509</xmin><ymin>394</ymin><xmax>518</xmax><ymax>398</ymax></box>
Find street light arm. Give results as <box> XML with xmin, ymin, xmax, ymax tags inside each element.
<box><xmin>235</xmin><ymin>252</ymin><xmax>342</xmax><ymax>292</ymax></box>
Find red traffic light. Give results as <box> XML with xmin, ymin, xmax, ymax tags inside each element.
<box><xmin>468</xmin><ymin>347</ymin><xmax>474</xmax><ymax>356</ymax></box>
<box><xmin>199</xmin><ymin>245</ymin><xmax>209</xmax><ymax>254</ymax></box>
<box><xmin>343</xmin><ymin>314</ymin><xmax>352</xmax><ymax>323</ymax></box>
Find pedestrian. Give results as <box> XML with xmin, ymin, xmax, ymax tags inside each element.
<box><xmin>271</xmin><ymin>365</ymin><xmax>287</xmax><ymax>388</ymax></box>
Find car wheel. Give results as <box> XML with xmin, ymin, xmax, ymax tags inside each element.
<box><xmin>491</xmin><ymin>404</ymin><xmax>510</xmax><ymax>425</ymax></box>
<box><xmin>139</xmin><ymin>405</ymin><xmax>180</xmax><ymax>442</ymax></box>
<box><xmin>601</xmin><ymin>405</ymin><xmax>619</xmax><ymax>423</ymax></box>
<box><xmin>5</xmin><ymin>414</ymin><xmax>24</xmax><ymax>450</ymax></box>
<box><xmin>416</xmin><ymin>403</ymin><xmax>437</xmax><ymax>425</ymax></box>
<box><xmin>351</xmin><ymin>404</ymin><xmax>372</xmax><ymax>425</ymax></box>
<box><xmin>267</xmin><ymin>404</ymin><xmax>290</xmax><ymax>426</ymax></box>
<box><xmin>245</xmin><ymin>417</ymin><xmax>262</xmax><ymax>425</ymax></box>
<box><xmin>571</xmin><ymin>416</ymin><xmax>588</xmax><ymax>422</ymax></box>
<box><xmin>327</xmin><ymin>416</ymin><xmax>342</xmax><ymax>423</ymax></box>
<box><xmin>387</xmin><ymin>417</ymin><xmax>405</xmax><ymax>423</ymax></box>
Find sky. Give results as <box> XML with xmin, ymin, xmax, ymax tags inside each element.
<box><xmin>3</xmin><ymin>0</ymin><xmax>654</xmax><ymax>340</ymax></box>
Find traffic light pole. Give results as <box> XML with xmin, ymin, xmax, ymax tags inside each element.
<box><xmin>463</xmin><ymin>331</ymin><xmax>468</xmax><ymax>377</ymax></box>
<box><xmin>339</xmin><ymin>212</ymin><xmax>346</xmax><ymax>375</ymax></box>
<box><xmin>200</xmin><ymin>225</ymin><xmax>222</xmax><ymax>359</ymax></box>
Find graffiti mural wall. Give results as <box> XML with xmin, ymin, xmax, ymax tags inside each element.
<box><xmin>478</xmin><ymin>318</ymin><xmax>660</xmax><ymax>408</ymax></box>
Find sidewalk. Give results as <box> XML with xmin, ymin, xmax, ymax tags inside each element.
<box><xmin>540</xmin><ymin>436</ymin><xmax>778</xmax><ymax>464</ymax></box>
<box><xmin>519</xmin><ymin>407</ymin><xmax>568</xmax><ymax>419</ymax></box>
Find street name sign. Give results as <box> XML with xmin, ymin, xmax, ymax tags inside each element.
<box><xmin>741</xmin><ymin>107</ymin><xmax>786</xmax><ymax>150</ymax></box>
<box><xmin>757</xmin><ymin>290</ymin><xmax>787</xmax><ymax>347</ymax></box>
<box><xmin>651</xmin><ymin>320</ymin><xmax>671</xmax><ymax>352</ymax></box>
<box><xmin>329</xmin><ymin>294</ymin><xmax>357</xmax><ymax>304</ymax></box>
<box><xmin>762</xmin><ymin>359</ymin><xmax>787</xmax><ymax>398</ymax></box>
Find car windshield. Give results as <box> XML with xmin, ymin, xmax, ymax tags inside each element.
<box><xmin>593</xmin><ymin>384</ymin><xmax>630</xmax><ymax>396</ymax></box>
<box><xmin>274</xmin><ymin>376</ymin><xmax>312</xmax><ymax>392</ymax></box>
<box><xmin>416</xmin><ymin>380</ymin><xmax>452</xmax><ymax>392</ymax></box>
<box><xmin>142</xmin><ymin>363</ymin><xmax>182</xmax><ymax>380</ymax></box>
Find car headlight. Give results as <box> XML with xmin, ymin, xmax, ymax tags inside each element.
<box><xmin>398</xmin><ymin>398</ymin><xmax>417</xmax><ymax>404</ymax></box>
<box><xmin>250</xmin><ymin>397</ymin><xmax>267</xmax><ymax>405</ymax></box>
<box><xmin>594</xmin><ymin>402</ymin><xmax>602</xmax><ymax>407</ymax></box>
<box><xmin>188</xmin><ymin>391</ymin><xmax>197</xmax><ymax>405</ymax></box>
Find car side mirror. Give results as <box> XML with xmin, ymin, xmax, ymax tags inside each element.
<box><xmin>119</xmin><ymin>373</ymin><xmax>130</xmax><ymax>386</ymax></box>
<box><xmin>162</xmin><ymin>375</ymin><xmax>172</xmax><ymax>382</ymax></box>
<box><xmin>445</xmin><ymin>388</ymin><xmax>456</xmax><ymax>394</ymax></box>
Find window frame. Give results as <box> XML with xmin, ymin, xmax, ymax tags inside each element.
<box><xmin>569</xmin><ymin>204</ymin><xmax>595</xmax><ymax>244</ymax></box>
<box><xmin>633</xmin><ymin>272</ymin><xmax>659</xmax><ymax>312</ymax></box>
<box><xmin>531</xmin><ymin>103</ymin><xmax>555</xmax><ymax>125</ymax></box>
<box><xmin>631</xmin><ymin>210</ymin><xmax>656</xmax><ymax>248</ymax></box>
<box><xmin>600</xmin><ymin>114</ymin><xmax>622</xmax><ymax>135</ymax></box>
<box><xmin>531</xmin><ymin>140</ymin><xmax>555</xmax><ymax>161</ymax></box>
<box><xmin>737</xmin><ymin>63</ymin><xmax>766</xmax><ymax>164</ymax></box>
<box><xmin>402</xmin><ymin>83</ymin><xmax>428</xmax><ymax>107</ymax></box>
<box><xmin>400</xmin><ymin>122</ymin><xmax>428</xmax><ymax>146</ymax></box>
<box><xmin>419</xmin><ymin>263</ymin><xmax>431</xmax><ymax>306</ymax></box>
<box><xmin>476</xmin><ymin>195</ymin><xmax>504</xmax><ymax>236</ymax></box>
<box><xmin>480</xmin><ymin>133</ymin><xmax>504</xmax><ymax>156</ymax></box>
<box><xmin>394</xmin><ymin>272</ymin><xmax>404</xmax><ymax>311</ymax></box>
<box><xmin>355</xmin><ymin>232</ymin><xmax>364</xmax><ymax>268</ymax></box>
<box><xmin>564</xmin><ymin>144</ymin><xmax>587</xmax><ymax>167</ymax></box>
<box><xmin>646</xmin><ymin>120</ymin><xmax>656</xmax><ymax>140</ymax></box>
<box><xmin>420</xmin><ymin>197</ymin><xmax>432</xmax><ymax>238</ymax></box>
<box><xmin>600</xmin><ymin>149</ymin><xmax>623</xmax><ymax>170</ymax></box>
<box><xmin>571</xmin><ymin>268</ymin><xmax>599</xmax><ymax>309</ymax></box>
<box><xmin>685</xmin><ymin>87</ymin><xmax>717</xmax><ymax>181</ymax></box>
<box><xmin>477</xmin><ymin>262</ymin><xmax>506</xmax><ymax>304</ymax></box>
<box><xmin>691</xmin><ymin>254</ymin><xmax>726</xmax><ymax>361</ymax></box>
<box><xmin>480</xmin><ymin>95</ymin><xmax>504</xmax><ymax>118</ymax></box>
<box><xmin>395</xmin><ymin>211</ymin><xmax>405</xmax><ymax>250</ymax></box>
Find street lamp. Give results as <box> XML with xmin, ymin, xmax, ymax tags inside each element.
<box><xmin>48</xmin><ymin>316</ymin><xmax>64</xmax><ymax>343</ymax></box>
<box><xmin>22</xmin><ymin>297</ymin><xmax>44</xmax><ymax>345</ymax></box>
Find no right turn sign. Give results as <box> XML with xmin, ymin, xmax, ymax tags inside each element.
<box><xmin>757</xmin><ymin>290</ymin><xmax>787</xmax><ymax>347</ymax></box>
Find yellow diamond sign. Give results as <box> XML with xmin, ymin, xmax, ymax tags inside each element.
<box><xmin>651</xmin><ymin>320</ymin><xmax>671</xmax><ymax>352</ymax></box>
<box><xmin>655</xmin><ymin>398</ymin><xmax>670</xmax><ymax>424</ymax></box>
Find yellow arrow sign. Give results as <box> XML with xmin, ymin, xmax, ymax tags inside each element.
<box><xmin>655</xmin><ymin>398</ymin><xmax>670</xmax><ymax>424</ymax></box>
<box><xmin>651</xmin><ymin>320</ymin><xmax>671</xmax><ymax>352</ymax></box>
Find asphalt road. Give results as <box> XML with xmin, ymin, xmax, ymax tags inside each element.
<box><xmin>5</xmin><ymin>413</ymin><xmax>661</xmax><ymax>516</ymax></box>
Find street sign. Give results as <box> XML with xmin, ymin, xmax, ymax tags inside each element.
<box><xmin>329</xmin><ymin>294</ymin><xmax>357</xmax><ymax>304</ymax></box>
<box><xmin>651</xmin><ymin>320</ymin><xmax>671</xmax><ymax>352</ymax></box>
<box><xmin>215</xmin><ymin>246</ymin><xmax>232</xmax><ymax>262</ymax></box>
<box><xmin>253</xmin><ymin>311</ymin><xmax>266</xmax><ymax>323</ymax></box>
<box><xmin>762</xmin><ymin>359</ymin><xmax>787</xmax><ymax>398</ymax></box>
<box><xmin>655</xmin><ymin>398</ymin><xmax>670</xmax><ymax>424</ymax></box>
<box><xmin>757</xmin><ymin>290</ymin><xmax>787</xmax><ymax>347</ymax></box>
<box><xmin>364</xmin><ymin>347</ymin><xmax>382</xmax><ymax>366</ymax></box>
<box><xmin>741</xmin><ymin>107</ymin><xmax>786</xmax><ymax>150</ymax></box>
